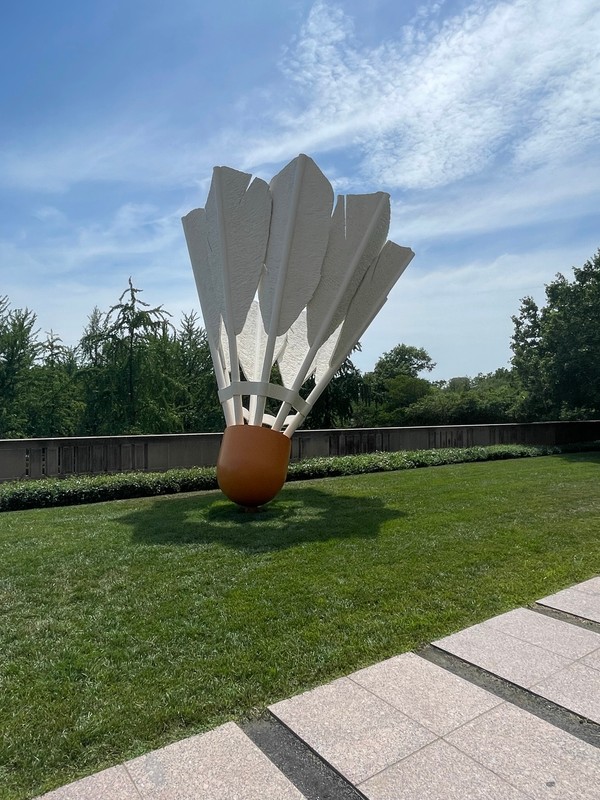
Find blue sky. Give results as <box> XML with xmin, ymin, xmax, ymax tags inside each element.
<box><xmin>1</xmin><ymin>0</ymin><xmax>599</xmax><ymax>379</ymax></box>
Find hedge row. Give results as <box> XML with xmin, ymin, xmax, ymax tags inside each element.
<box><xmin>1</xmin><ymin>441</ymin><xmax>598</xmax><ymax>512</ymax></box>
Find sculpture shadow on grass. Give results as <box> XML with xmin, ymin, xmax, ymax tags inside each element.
<box><xmin>124</xmin><ymin>484</ymin><xmax>404</xmax><ymax>553</ymax></box>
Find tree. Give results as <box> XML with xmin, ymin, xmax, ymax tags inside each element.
<box><xmin>77</xmin><ymin>308</ymin><xmax>112</xmax><ymax>434</ymax></box>
<box><xmin>372</xmin><ymin>344</ymin><xmax>436</xmax><ymax>382</ymax></box>
<box><xmin>174</xmin><ymin>312</ymin><xmax>223</xmax><ymax>432</ymax></box>
<box><xmin>0</xmin><ymin>297</ymin><xmax>40</xmax><ymax>437</ymax></box>
<box><xmin>304</xmin><ymin>355</ymin><xmax>366</xmax><ymax>429</ymax></box>
<box><xmin>354</xmin><ymin>343</ymin><xmax>436</xmax><ymax>426</ymax></box>
<box><xmin>401</xmin><ymin>370</ymin><xmax>519</xmax><ymax>426</ymax></box>
<box><xmin>511</xmin><ymin>249</ymin><xmax>600</xmax><ymax>420</ymax></box>
<box><xmin>103</xmin><ymin>278</ymin><xmax>173</xmax><ymax>432</ymax></box>
<box><xmin>23</xmin><ymin>331</ymin><xmax>84</xmax><ymax>437</ymax></box>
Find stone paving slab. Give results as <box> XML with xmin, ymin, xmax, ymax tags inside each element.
<box><xmin>538</xmin><ymin>581</ymin><xmax>600</xmax><ymax>623</ymax></box>
<box><xmin>434</xmin><ymin>595</ymin><xmax>600</xmax><ymax>724</ymax></box>
<box><xmin>34</xmin><ymin>765</ymin><xmax>140</xmax><ymax>800</ymax></box>
<box><xmin>37</xmin><ymin>723</ymin><xmax>306</xmax><ymax>800</ymax></box>
<box><xmin>272</xmin><ymin>651</ymin><xmax>600</xmax><ymax>799</ymax></box>
<box><xmin>35</xmin><ymin>578</ymin><xmax>600</xmax><ymax>800</ymax></box>
<box><xmin>349</xmin><ymin>652</ymin><xmax>502</xmax><ymax>736</ymax></box>
<box><xmin>563</xmin><ymin>577</ymin><xmax>600</xmax><ymax>596</ymax></box>
<box><xmin>445</xmin><ymin>701</ymin><xmax>600</xmax><ymax>799</ymax></box>
<box><xmin>269</xmin><ymin>676</ymin><xmax>437</xmax><ymax>784</ymax></box>
<box><xmin>432</xmin><ymin>620</ymin><xmax>569</xmax><ymax>687</ymax></box>
<box><xmin>484</xmin><ymin>607</ymin><xmax>600</xmax><ymax>657</ymax></box>
<box><xmin>359</xmin><ymin>739</ymin><xmax>528</xmax><ymax>800</ymax></box>
<box><xmin>125</xmin><ymin>722</ymin><xmax>306</xmax><ymax>799</ymax></box>
<box><xmin>532</xmin><ymin>662</ymin><xmax>600</xmax><ymax>724</ymax></box>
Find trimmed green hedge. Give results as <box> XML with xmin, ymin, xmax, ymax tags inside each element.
<box><xmin>1</xmin><ymin>441</ymin><xmax>598</xmax><ymax>512</ymax></box>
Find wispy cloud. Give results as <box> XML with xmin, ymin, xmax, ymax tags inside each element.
<box><xmin>265</xmin><ymin>0</ymin><xmax>600</xmax><ymax>189</ymax></box>
<box><xmin>3</xmin><ymin>0</ymin><xmax>598</xmax><ymax>197</ymax></box>
<box><xmin>2</xmin><ymin>201</ymin><xmax>196</xmax><ymax>346</ymax></box>
<box><xmin>395</xmin><ymin>158</ymin><xmax>600</xmax><ymax>243</ymax></box>
<box><xmin>2</xmin><ymin>202</ymin><xmax>186</xmax><ymax>275</ymax></box>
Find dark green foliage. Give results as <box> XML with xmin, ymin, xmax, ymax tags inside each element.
<box><xmin>303</xmin><ymin>355</ymin><xmax>366</xmax><ymax>428</ymax></box>
<box><xmin>97</xmin><ymin>278</ymin><xmax>176</xmax><ymax>433</ymax></box>
<box><xmin>400</xmin><ymin>369</ymin><xmax>522</xmax><ymax>426</ymax></box>
<box><xmin>511</xmin><ymin>249</ymin><xmax>600</xmax><ymax>420</ymax></box>
<box><xmin>354</xmin><ymin>343</ymin><xmax>437</xmax><ymax>426</ymax></box>
<box><xmin>1</xmin><ymin>282</ymin><xmax>227</xmax><ymax>439</ymax></box>
<box><xmin>288</xmin><ymin>443</ymin><xmax>563</xmax><ymax>479</ymax></box>
<box><xmin>0</xmin><ymin>468</ymin><xmax>218</xmax><ymax>512</ymax></box>
<box><xmin>354</xmin><ymin>346</ymin><xmax>522</xmax><ymax>427</ymax></box>
<box><xmin>22</xmin><ymin>332</ymin><xmax>85</xmax><ymax>437</ymax></box>
<box><xmin>371</xmin><ymin>343</ymin><xmax>436</xmax><ymax>381</ymax></box>
<box><xmin>0</xmin><ymin>297</ymin><xmax>40</xmax><ymax>437</ymax></box>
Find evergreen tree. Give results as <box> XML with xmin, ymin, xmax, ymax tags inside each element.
<box><xmin>0</xmin><ymin>297</ymin><xmax>40</xmax><ymax>437</ymax></box>
<box><xmin>24</xmin><ymin>331</ymin><xmax>84</xmax><ymax>437</ymax></box>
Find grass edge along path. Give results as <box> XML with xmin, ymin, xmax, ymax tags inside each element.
<box><xmin>1</xmin><ymin>451</ymin><xmax>599</xmax><ymax>798</ymax></box>
<box><xmin>1</xmin><ymin>440</ymin><xmax>599</xmax><ymax>512</ymax></box>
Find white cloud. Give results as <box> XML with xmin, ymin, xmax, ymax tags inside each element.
<box><xmin>1</xmin><ymin>200</ymin><xmax>193</xmax><ymax>346</ymax></box>
<box><xmin>0</xmin><ymin>123</ymin><xmax>222</xmax><ymax>194</ymax></box>
<box><xmin>2</xmin><ymin>0</ymin><xmax>598</xmax><ymax>198</ymax></box>
<box><xmin>394</xmin><ymin>158</ymin><xmax>600</xmax><ymax>243</ymax></box>
<box><xmin>250</xmin><ymin>0</ymin><xmax>600</xmax><ymax>190</ymax></box>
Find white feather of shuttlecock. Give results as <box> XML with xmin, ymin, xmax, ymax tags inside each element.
<box><xmin>182</xmin><ymin>154</ymin><xmax>414</xmax><ymax>437</ymax></box>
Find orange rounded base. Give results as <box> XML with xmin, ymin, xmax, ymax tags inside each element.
<box><xmin>217</xmin><ymin>425</ymin><xmax>292</xmax><ymax>508</ymax></box>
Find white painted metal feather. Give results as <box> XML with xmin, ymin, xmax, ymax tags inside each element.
<box><xmin>283</xmin><ymin>242</ymin><xmax>414</xmax><ymax>438</ymax></box>
<box><xmin>182</xmin><ymin>154</ymin><xmax>414</xmax><ymax>437</ymax></box>
<box><xmin>307</xmin><ymin>192</ymin><xmax>390</xmax><ymax>346</ymax></box>
<box><xmin>205</xmin><ymin>168</ymin><xmax>271</xmax><ymax>336</ymax></box>
<box><xmin>237</xmin><ymin>301</ymin><xmax>286</xmax><ymax>382</ymax></box>
<box><xmin>260</xmin><ymin>154</ymin><xmax>333</xmax><ymax>337</ymax></box>
<box><xmin>331</xmin><ymin>241</ymin><xmax>414</xmax><ymax>370</ymax></box>
<box><xmin>181</xmin><ymin>208</ymin><xmax>220</xmax><ymax>351</ymax></box>
<box><xmin>181</xmin><ymin>207</ymin><xmax>234</xmax><ymax>425</ymax></box>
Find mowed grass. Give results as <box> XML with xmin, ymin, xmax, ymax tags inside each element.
<box><xmin>1</xmin><ymin>453</ymin><xmax>599</xmax><ymax>799</ymax></box>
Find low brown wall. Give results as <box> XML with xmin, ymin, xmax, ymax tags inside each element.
<box><xmin>1</xmin><ymin>421</ymin><xmax>598</xmax><ymax>483</ymax></box>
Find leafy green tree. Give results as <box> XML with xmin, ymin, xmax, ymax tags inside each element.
<box><xmin>76</xmin><ymin>301</ymin><xmax>222</xmax><ymax>435</ymax></box>
<box><xmin>511</xmin><ymin>249</ymin><xmax>600</xmax><ymax>419</ymax></box>
<box><xmin>354</xmin><ymin>343</ymin><xmax>436</xmax><ymax>426</ymax></box>
<box><xmin>400</xmin><ymin>369</ymin><xmax>520</xmax><ymax>426</ymax></box>
<box><xmin>77</xmin><ymin>308</ymin><xmax>112</xmax><ymax>434</ymax></box>
<box><xmin>445</xmin><ymin>376</ymin><xmax>472</xmax><ymax>393</ymax></box>
<box><xmin>372</xmin><ymin>344</ymin><xmax>436</xmax><ymax>383</ymax></box>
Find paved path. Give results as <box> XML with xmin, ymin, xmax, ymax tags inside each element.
<box><xmin>36</xmin><ymin>578</ymin><xmax>600</xmax><ymax>799</ymax></box>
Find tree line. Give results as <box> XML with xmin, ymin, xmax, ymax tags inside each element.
<box><xmin>1</xmin><ymin>250</ymin><xmax>598</xmax><ymax>439</ymax></box>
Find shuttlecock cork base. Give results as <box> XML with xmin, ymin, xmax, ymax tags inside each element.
<box><xmin>216</xmin><ymin>425</ymin><xmax>292</xmax><ymax>508</ymax></box>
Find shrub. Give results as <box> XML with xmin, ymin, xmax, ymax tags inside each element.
<box><xmin>0</xmin><ymin>442</ymin><xmax>597</xmax><ymax>512</ymax></box>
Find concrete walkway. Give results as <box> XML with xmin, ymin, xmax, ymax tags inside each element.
<box><xmin>36</xmin><ymin>578</ymin><xmax>600</xmax><ymax>799</ymax></box>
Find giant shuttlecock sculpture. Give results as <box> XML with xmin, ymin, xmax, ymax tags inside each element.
<box><xmin>182</xmin><ymin>154</ymin><xmax>414</xmax><ymax>508</ymax></box>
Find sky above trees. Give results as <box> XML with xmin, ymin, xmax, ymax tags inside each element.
<box><xmin>1</xmin><ymin>0</ymin><xmax>599</xmax><ymax>379</ymax></box>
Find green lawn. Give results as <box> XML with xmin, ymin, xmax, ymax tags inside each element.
<box><xmin>1</xmin><ymin>452</ymin><xmax>599</xmax><ymax>799</ymax></box>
